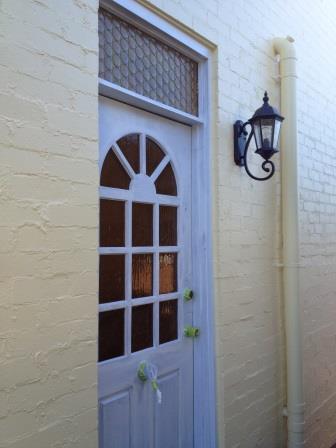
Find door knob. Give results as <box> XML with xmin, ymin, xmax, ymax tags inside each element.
<box><xmin>183</xmin><ymin>288</ymin><xmax>194</xmax><ymax>301</ymax></box>
<box><xmin>137</xmin><ymin>361</ymin><xmax>162</xmax><ymax>404</ymax></box>
<box><xmin>184</xmin><ymin>326</ymin><xmax>200</xmax><ymax>338</ymax></box>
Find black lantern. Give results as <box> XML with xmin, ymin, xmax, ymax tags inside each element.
<box><xmin>234</xmin><ymin>92</ymin><xmax>284</xmax><ymax>181</ymax></box>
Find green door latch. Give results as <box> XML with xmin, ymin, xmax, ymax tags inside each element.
<box><xmin>183</xmin><ymin>288</ymin><xmax>194</xmax><ymax>301</ymax></box>
<box><xmin>184</xmin><ymin>325</ymin><xmax>200</xmax><ymax>338</ymax></box>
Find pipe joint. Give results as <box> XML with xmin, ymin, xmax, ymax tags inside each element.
<box><xmin>287</xmin><ymin>403</ymin><xmax>305</xmax><ymax>447</ymax></box>
<box><xmin>273</xmin><ymin>36</ymin><xmax>297</xmax><ymax>60</ymax></box>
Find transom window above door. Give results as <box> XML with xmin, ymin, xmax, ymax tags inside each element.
<box><xmin>98</xmin><ymin>8</ymin><xmax>199</xmax><ymax>116</ymax></box>
<box><xmin>99</xmin><ymin>133</ymin><xmax>180</xmax><ymax>362</ymax></box>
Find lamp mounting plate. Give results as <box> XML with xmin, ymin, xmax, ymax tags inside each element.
<box><xmin>233</xmin><ymin>120</ymin><xmax>247</xmax><ymax>166</ymax></box>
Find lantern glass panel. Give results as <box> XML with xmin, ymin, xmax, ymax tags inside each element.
<box><xmin>260</xmin><ymin>118</ymin><xmax>274</xmax><ymax>149</ymax></box>
<box><xmin>273</xmin><ymin>120</ymin><xmax>281</xmax><ymax>149</ymax></box>
<box><xmin>253</xmin><ymin>120</ymin><xmax>262</xmax><ymax>149</ymax></box>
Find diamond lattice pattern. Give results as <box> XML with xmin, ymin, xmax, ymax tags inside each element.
<box><xmin>99</xmin><ymin>8</ymin><xmax>199</xmax><ymax>116</ymax></box>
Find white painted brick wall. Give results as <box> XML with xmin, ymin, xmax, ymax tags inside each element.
<box><xmin>0</xmin><ymin>0</ymin><xmax>98</xmax><ymax>446</ymax></box>
<box><xmin>142</xmin><ymin>1</ymin><xmax>336</xmax><ymax>447</ymax></box>
<box><xmin>2</xmin><ymin>0</ymin><xmax>336</xmax><ymax>447</ymax></box>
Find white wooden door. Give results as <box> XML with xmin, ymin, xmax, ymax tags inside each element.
<box><xmin>98</xmin><ymin>97</ymin><xmax>193</xmax><ymax>448</ymax></box>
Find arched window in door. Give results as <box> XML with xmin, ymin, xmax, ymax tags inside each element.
<box><xmin>99</xmin><ymin>133</ymin><xmax>179</xmax><ymax>362</ymax></box>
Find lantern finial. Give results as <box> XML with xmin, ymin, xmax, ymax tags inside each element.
<box><xmin>263</xmin><ymin>91</ymin><xmax>269</xmax><ymax>103</ymax></box>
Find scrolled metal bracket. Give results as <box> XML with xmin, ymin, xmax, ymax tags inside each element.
<box><xmin>233</xmin><ymin>120</ymin><xmax>275</xmax><ymax>181</ymax></box>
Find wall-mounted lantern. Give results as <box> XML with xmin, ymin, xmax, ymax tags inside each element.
<box><xmin>234</xmin><ymin>92</ymin><xmax>284</xmax><ymax>181</ymax></box>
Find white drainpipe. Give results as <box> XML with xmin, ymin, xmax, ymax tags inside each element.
<box><xmin>273</xmin><ymin>37</ymin><xmax>305</xmax><ymax>447</ymax></box>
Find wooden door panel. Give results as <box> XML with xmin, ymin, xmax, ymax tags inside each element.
<box><xmin>99</xmin><ymin>98</ymin><xmax>193</xmax><ymax>448</ymax></box>
<box><xmin>100</xmin><ymin>390</ymin><xmax>132</xmax><ymax>448</ymax></box>
<box><xmin>154</xmin><ymin>371</ymin><xmax>180</xmax><ymax>448</ymax></box>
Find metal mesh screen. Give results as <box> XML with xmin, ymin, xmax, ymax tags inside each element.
<box><xmin>99</xmin><ymin>8</ymin><xmax>199</xmax><ymax>116</ymax></box>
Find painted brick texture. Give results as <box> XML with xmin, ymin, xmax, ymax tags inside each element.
<box><xmin>2</xmin><ymin>0</ymin><xmax>336</xmax><ymax>448</ymax></box>
<box><xmin>141</xmin><ymin>1</ymin><xmax>336</xmax><ymax>447</ymax></box>
<box><xmin>0</xmin><ymin>0</ymin><xmax>99</xmax><ymax>447</ymax></box>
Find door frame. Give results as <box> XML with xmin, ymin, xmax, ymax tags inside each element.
<box><xmin>98</xmin><ymin>1</ymin><xmax>216</xmax><ymax>446</ymax></box>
